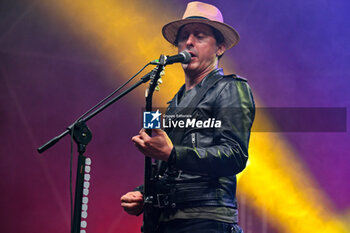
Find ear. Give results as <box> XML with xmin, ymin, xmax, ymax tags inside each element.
<box><xmin>216</xmin><ymin>44</ymin><xmax>226</xmax><ymax>57</ymax></box>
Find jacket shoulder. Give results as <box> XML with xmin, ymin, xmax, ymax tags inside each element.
<box><xmin>223</xmin><ymin>74</ymin><xmax>248</xmax><ymax>82</ymax></box>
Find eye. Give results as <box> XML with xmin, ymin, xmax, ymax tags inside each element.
<box><xmin>178</xmin><ymin>32</ymin><xmax>189</xmax><ymax>42</ymax></box>
<box><xmin>195</xmin><ymin>32</ymin><xmax>206</xmax><ymax>39</ymax></box>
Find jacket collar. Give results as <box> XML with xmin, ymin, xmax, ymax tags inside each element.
<box><xmin>197</xmin><ymin>68</ymin><xmax>224</xmax><ymax>88</ymax></box>
<box><xmin>166</xmin><ymin>68</ymin><xmax>224</xmax><ymax>115</ymax></box>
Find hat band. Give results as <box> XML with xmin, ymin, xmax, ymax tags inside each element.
<box><xmin>185</xmin><ymin>16</ymin><xmax>209</xmax><ymax>20</ymax></box>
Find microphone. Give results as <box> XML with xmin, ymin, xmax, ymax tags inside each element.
<box><xmin>166</xmin><ymin>51</ymin><xmax>192</xmax><ymax>64</ymax></box>
<box><xmin>151</xmin><ymin>51</ymin><xmax>192</xmax><ymax>65</ymax></box>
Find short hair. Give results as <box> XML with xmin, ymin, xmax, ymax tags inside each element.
<box><xmin>211</xmin><ymin>26</ymin><xmax>225</xmax><ymax>60</ymax></box>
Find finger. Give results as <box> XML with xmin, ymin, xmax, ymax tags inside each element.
<box><xmin>132</xmin><ymin>191</ymin><xmax>143</xmax><ymax>198</ymax></box>
<box><xmin>132</xmin><ymin>135</ymin><xmax>145</xmax><ymax>147</ymax></box>
<box><xmin>122</xmin><ymin>204</ymin><xmax>139</xmax><ymax>214</ymax></box>
<box><xmin>121</xmin><ymin>196</ymin><xmax>144</xmax><ymax>203</ymax></box>
<box><xmin>121</xmin><ymin>202</ymin><xmax>141</xmax><ymax>208</ymax></box>
<box><xmin>121</xmin><ymin>201</ymin><xmax>144</xmax><ymax>208</ymax></box>
<box><xmin>131</xmin><ymin>135</ymin><xmax>141</xmax><ymax>142</ymax></box>
<box><xmin>139</xmin><ymin>128</ymin><xmax>146</xmax><ymax>134</ymax></box>
<box><xmin>131</xmin><ymin>135</ymin><xmax>138</xmax><ymax>143</ymax></box>
<box><xmin>139</xmin><ymin>130</ymin><xmax>151</xmax><ymax>141</ymax></box>
<box><xmin>121</xmin><ymin>193</ymin><xmax>143</xmax><ymax>202</ymax></box>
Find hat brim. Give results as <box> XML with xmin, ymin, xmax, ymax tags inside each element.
<box><xmin>162</xmin><ymin>18</ymin><xmax>240</xmax><ymax>49</ymax></box>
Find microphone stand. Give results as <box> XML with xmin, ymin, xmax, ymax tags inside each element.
<box><xmin>37</xmin><ymin>66</ymin><xmax>155</xmax><ymax>233</ymax></box>
<box><xmin>37</xmin><ymin>71</ymin><xmax>153</xmax><ymax>154</ymax></box>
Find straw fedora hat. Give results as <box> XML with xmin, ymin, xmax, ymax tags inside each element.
<box><xmin>162</xmin><ymin>1</ymin><xmax>240</xmax><ymax>49</ymax></box>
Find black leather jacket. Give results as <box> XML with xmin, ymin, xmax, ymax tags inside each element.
<box><xmin>157</xmin><ymin>68</ymin><xmax>255</xmax><ymax>210</ymax></box>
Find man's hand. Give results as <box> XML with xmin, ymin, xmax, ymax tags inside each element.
<box><xmin>132</xmin><ymin>128</ymin><xmax>173</xmax><ymax>161</ymax></box>
<box><xmin>121</xmin><ymin>191</ymin><xmax>144</xmax><ymax>215</ymax></box>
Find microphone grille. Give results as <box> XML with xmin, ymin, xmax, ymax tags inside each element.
<box><xmin>180</xmin><ymin>51</ymin><xmax>192</xmax><ymax>64</ymax></box>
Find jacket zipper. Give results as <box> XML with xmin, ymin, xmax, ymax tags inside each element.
<box><xmin>191</xmin><ymin>133</ymin><xmax>196</xmax><ymax>147</ymax></box>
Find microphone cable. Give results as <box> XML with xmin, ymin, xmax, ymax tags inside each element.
<box><xmin>76</xmin><ymin>62</ymin><xmax>151</xmax><ymax>122</ymax></box>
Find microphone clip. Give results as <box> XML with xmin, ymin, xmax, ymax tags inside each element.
<box><xmin>150</xmin><ymin>55</ymin><xmax>168</xmax><ymax>65</ymax></box>
<box><xmin>150</xmin><ymin>51</ymin><xmax>191</xmax><ymax>65</ymax></box>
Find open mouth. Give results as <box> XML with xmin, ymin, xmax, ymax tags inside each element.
<box><xmin>188</xmin><ymin>51</ymin><xmax>197</xmax><ymax>58</ymax></box>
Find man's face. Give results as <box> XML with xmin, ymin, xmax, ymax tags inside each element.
<box><xmin>177</xmin><ymin>23</ymin><xmax>225</xmax><ymax>75</ymax></box>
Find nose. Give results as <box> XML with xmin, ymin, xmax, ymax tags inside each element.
<box><xmin>185</xmin><ymin>34</ymin><xmax>195</xmax><ymax>48</ymax></box>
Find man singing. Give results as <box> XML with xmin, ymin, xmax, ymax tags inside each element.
<box><xmin>121</xmin><ymin>2</ymin><xmax>255</xmax><ymax>232</ymax></box>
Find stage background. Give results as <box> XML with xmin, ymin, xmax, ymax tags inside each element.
<box><xmin>1</xmin><ymin>0</ymin><xmax>349</xmax><ymax>232</ymax></box>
